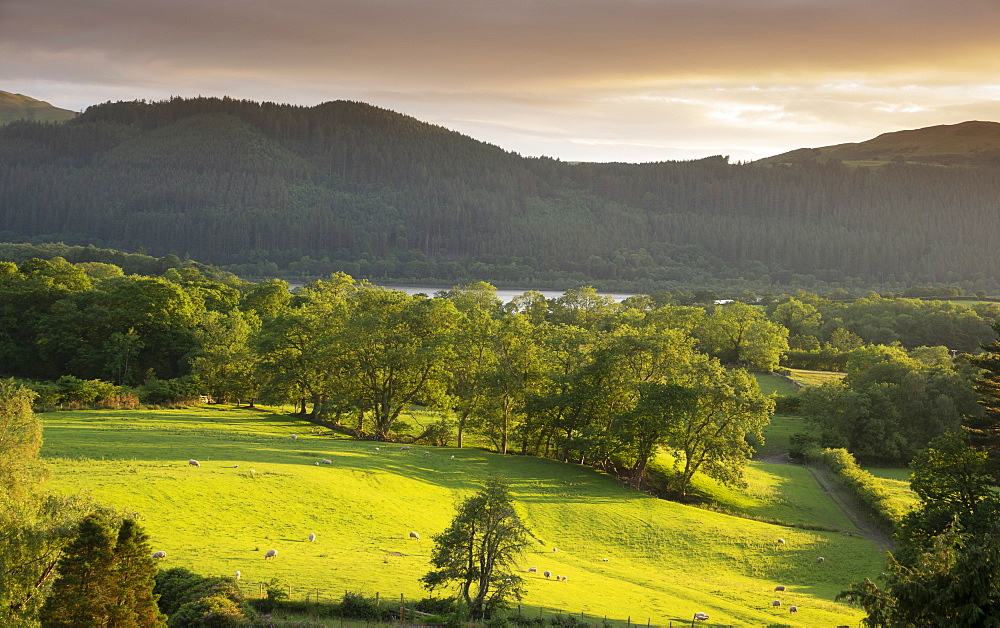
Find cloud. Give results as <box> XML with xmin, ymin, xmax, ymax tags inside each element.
<box><xmin>4</xmin><ymin>0</ymin><xmax>1000</xmax><ymax>161</ymax></box>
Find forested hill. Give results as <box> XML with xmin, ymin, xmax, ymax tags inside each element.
<box><xmin>2</xmin><ymin>96</ymin><xmax>999</xmax><ymax>292</ymax></box>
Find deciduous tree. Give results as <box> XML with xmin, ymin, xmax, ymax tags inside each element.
<box><xmin>421</xmin><ymin>477</ymin><xmax>529</xmax><ymax>620</ymax></box>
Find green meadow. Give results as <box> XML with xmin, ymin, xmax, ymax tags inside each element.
<box><xmin>40</xmin><ymin>406</ymin><xmax>887</xmax><ymax>626</ymax></box>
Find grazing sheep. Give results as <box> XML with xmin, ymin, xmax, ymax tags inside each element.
<box><xmin>776</xmin><ymin>538</ymin><xmax>785</xmax><ymax>546</ymax></box>
<box><xmin>188</xmin><ymin>459</ymin><xmax>200</xmax><ymax>467</ymax></box>
<box><xmin>553</xmin><ymin>547</ymin><xmax>558</xmax><ymax>552</ymax></box>
<box><xmin>774</xmin><ymin>585</ymin><xmax>786</xmax><ymax>592</ymax></box>
<box><xmin>409</xmin><ymin>531</ymin><xmax>420</xmax><ymax>540</ymax></box>
<box><xmin>817</xmin><ymin>556</ymin><xmax>825</xmax><ymax>564</ymax></box>
<box><xmin>314</xmin><ymin>461</ymin><xmax>320</xmax><ymax>465</ymax></box>
<box><xmin>423</xmin><ymin>451</ymin><xmax>430</xmax><ymax>456</ymax></box>
<box><xmin>543</xmin><ymin>571</ymin><xmax>551</xmax><ymax>578</ymax></box>
<box><xmin>152</xmin><ymin>551</ymin><xmax>167</xmax><ymax>560</ymax></box>
<box><xmin>561</xmin><ymin>576</ymin><xmax>568</xmax><ymax>581</ymax></box>
<box><xmin>291</xmin><ymin>434</ymin><xmax>298</xmax><ymax>440</ymax></box>
<box><xmin>450</xmin><ymin>455</ymin><xmax>455</xmax><ymax>459</ymax></box>
<box><xmin>528</xmin><ymin>567</ymin><xmax>538</xmax><ymax>573</ymax></box>
<box><xmin>789</xmin><ymin>606</ymin><xmax>798</xmax><ymax>614</ymax></box>
<box><xmin>555</xmin><ymin>575</ymin><xmax>562</xmax><ymax>580</ymax></box>
<box><xmin>235</xmin><ymin>570</ymin><xmax>241</xmax><ymax>581</ymax></box>
<box><xmin>693</xmin><ymin>612</ymin><xmax>709</xmax><ymax>621</ymax></box>
<box><xmin>321</xmin><ymin>459</ymin><xmax>332</xmax><ymax>465</ymax></box>
<box><xmin>602</xmin><ymin>558</ymin><xmax>609</xmax><ymax>562</ymax></box>
<box><xmin>400</xmin><ymin>445</ymin><xmax>411</xmax><ymax>452</ymax></box>
<box><xmin>374</xmin><ymin>446</ymin><xmax>380</xmax><ymax>451</ymax></box>
<box><xmin>308</xmin><ymin>533</ymin><xmax>316</xmax><ymax>543</ymax></box>
<box><xmin>264</xmin><ymin>549</ymin><xmax>278</xmax><ymax>560</ymax></box>
<box><xmin>772</xmin><ymin>600</ymin><xmax>781</xmax><ymax>607</ymax></box>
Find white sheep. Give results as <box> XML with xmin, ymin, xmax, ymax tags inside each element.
<box><xmin>423</xmin><ymin>451</ymin><xmax>430</xmax><ymax>456</ymax></box>
<box><xmin>602</xmin><ymin>558</ymin><xmax>609</xmax><ymax>562</ymax></box>
<box><xmin>772</xmin><ymin>600</ymin><xmax>781</xmax><ymax>607</ymax></box>
<box><xmin>543</xmin><ymin>570</ymin><xmax>551</xmax><ymax>578</ymax></box>
<box><xmin>308</xmin><ymin>533</ymin><xmax>316</xmax><ymax>542</ymax></box>
<box><xmin>774</xmin><ymin>585</ymin><xmax>786</xmax><ymax>592</ymax></box>
<box><xmin>374</xmin><ymin>447</ymin><xmax>380</xmax><ymax>451</ymax></box>
<box><xmin>235</xmin><ymin>570</ymin><xmax>241</xmax><ymax>581</ymax></box>
<box><xmin>188</xmin><ymin>459</ymin><xmax>200</xmax><ymax>467</ymax></box>
<box><xmin>151</xmin><ymin>551</ymin><xmax>167</xmax><ymax>560</ymax></box>
<box><xmin>789</xmin><ymin>606</ymin><xmax>798</xmax><ymax>614</ymax></box>
<box><xmin>553</xmin><ymin>547</ymin><xmax>558</xmax><ymax>552</ymax></box>
<box><xmin>555</xmin><ymin>575</ymin><xmax>562</xmax><ymax>580</ymax></box>
<box><xmin>264</xmin><ymin>549</ymin><xmax>278</xmax><ymax>560</ymax></box>
<box><xmin>528</xmin><ymin>567</ymin><xmax>538</xmax><ymax>573</ymax></box>
<box><xmin>321</xmin><ymin>459</ymin><xmax>332</xmax><ymax>465</ymax></box>
<box><xmin>314</xmin><ymin>461</ymin><xmax>320</xmax><ymax>465</ymax></box>
<box><xmin>291</xmin><ymin>434</ymin><xmax>298</xmax><ymax>440</ymax></box>
<box><xmin>561</xmin><ymin>575</ymin><xmax>568</xmax><ymax>581</ymax></box>
<box><xmin>450</xmin><ymin>455</ymin><xmax>455</xmax><ymax>459</ymax></box>
<box><xmin>400</xmin><ymin>445</ymin><xmax>411</xmax><ymax>452</ymax></box>
<box><xmin>693</xmin><ymin>612</ymin><xmax>709</xmax><ymax>621</ymax></box>
<box><xmin>817</xmin><ymin>556</ymin><xmax>825</xmax><ymax>564</ymax></box>
<box><xmin>776</xmin><ymin>538</ymin><xmax>785</xmax><ymax>546</ymax></box>
<box><xmin>409</xmin><ymin>531</ymin><xmax>420</xmax><ymax>540</ymax></box>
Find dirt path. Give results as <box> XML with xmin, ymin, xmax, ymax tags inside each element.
<box><xmin>759</xmin><ymin>453</ymin><xmax>894</xmax><ymax>553</ymax></box>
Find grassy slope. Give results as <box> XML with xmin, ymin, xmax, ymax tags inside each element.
<box><xmin>40</xmin><ymin>406</ymin><xmax>883</xmax><ymax>626</ymax></box>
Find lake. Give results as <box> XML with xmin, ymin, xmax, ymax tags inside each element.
<box><xmin>288</xmin><ymin>282</ymin><xmax>635</xmax><ymax>303</ymax></box>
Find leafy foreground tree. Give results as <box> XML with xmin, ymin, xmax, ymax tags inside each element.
<box><xmin>837</xmin><ymin>433</ymin><xmax>1000</xmax><ymax>625</ymax></box>
<box><xmin>39</xmin><ymin>513</ymin><xmax>166</xmax><ymax>627</ymax></box>
<box><xmin>421</xmin><ymin>477</ymin><xmax>530</xmax><ymax>620</ymax></box>
<box><xmin>0</xmin><ymin>379</ymin><xmax>96</xmax><ymax>624</ymax></box>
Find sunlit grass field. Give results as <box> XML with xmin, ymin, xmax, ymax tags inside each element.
<box><xmin>40</xmin><ymin>406</ymin><xmax>885</xmax><ymax>626</ymax></box>
<box><xmin>785</xmin><ymin>369</ymin><xmax>846</xmax><ymax>387</ymax></box>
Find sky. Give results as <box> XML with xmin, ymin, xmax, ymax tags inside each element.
<box><xmin>4</xmin><ymin>0</ymin><xmax>1000</xmax><ymax>163</ymax></box>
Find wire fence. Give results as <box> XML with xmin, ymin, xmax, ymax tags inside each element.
<box><xmin>231</xmin><ymin>582</ymin><xmax>806</xmax><ymax>627</ymax></box>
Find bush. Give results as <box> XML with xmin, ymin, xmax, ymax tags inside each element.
<box><xmin>418</xmin><ymin>418</ymin><xmax>455</xmax><ymax>446</ymax></box>
<box><xmin>414</xmin><ymin>596</ymin><xmax>457</xmax><ymax>615</ymax></box>
<box><xmin>772</xmin><ymin>394</ymin><xmax>801</xmax><ymax>414</ymax></box>
<box><xmin>336</xmin><ymin>592</ymin><xmax>393</xmax><ymax>621</ymax></box>
<box><xmin>170</xmin><ymin>595</ymin><xmax>248</xmax><ymax>628</ymax></box>
<box><xmin>154</xmin><ymin>567</ymin><xmax>253</xmax><ymax>625</ymax></box>
<box><xmin>802</xmin><ymin>446</ymin><xmax>906</xmax><ymax>532</ymax></box>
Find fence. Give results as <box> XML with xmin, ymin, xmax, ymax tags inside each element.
<box><xmin>234</xmin><ymin>582</ymin><xmax>769</xmax><ymax>627</ymax></box>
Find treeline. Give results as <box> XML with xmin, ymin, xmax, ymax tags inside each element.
<box><xmin>3</xmin><ymin>96</ymin><xmax>1000</xmax><ymax>291</ymax></box>
<box><xmin>4</xmin><ymin>250</ymin><xmax>999</xmax><ymax>470</ymax></box>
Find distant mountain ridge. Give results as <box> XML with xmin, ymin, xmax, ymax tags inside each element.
<box><xmin>1</xmin><ymin>95</ymin><xmax>1000</xmax><ymax>292</ymax></box>
<box><xmin>0</xmin><ymin>91</ymin><xmax>77</xmax><ymax>124</ymax></box>
<box><xmin>759</xmin><ymin>120</ymin><xmax>1000</xmax><ymax>167</ymax></box>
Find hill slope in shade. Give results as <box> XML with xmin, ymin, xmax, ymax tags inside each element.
<box><xmin>3</xmin><ymin>96</ymin><xmax>1000</xmax><ymax>290</ymax></box>
<box><xmin>40</xmin><ymin>406</ymin><xmax>883</xmax><ymax>626</ymax></box>
<box><xmin>760</xmin><ymin>120</ymin><xmax>1000</xmax><ymax>167</ymax></box>
<box><xmin>0</xmin><ymin>90</ymin><xmax>77</xmax><ymax>124</ymax></box>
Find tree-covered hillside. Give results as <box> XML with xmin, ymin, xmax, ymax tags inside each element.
<box><xmin>2</xmin><ymin>96</ymin><xmax>999</xmax><ymax>290</ymax></box>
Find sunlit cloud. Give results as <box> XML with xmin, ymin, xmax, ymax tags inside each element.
<box><xmin>4</xmin><ymin>0</ymin><xmax>1000</xmax><ymax>161</ymax></box>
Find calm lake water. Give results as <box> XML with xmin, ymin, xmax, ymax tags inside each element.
<box><xmin>287</xmin><ymin>282</ymin><xmax>635</xmax><ymax>303</ymax></box>
<box><xmin>384</xmin><ymin>285</ymin><xmax>635</xmax><ymax>303</ymax></box>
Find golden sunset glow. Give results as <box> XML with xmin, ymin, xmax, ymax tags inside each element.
<box><xmin>4</xmin><ymin>0</ymin><xmax>1000</xmax><ymax>161</ymax></box>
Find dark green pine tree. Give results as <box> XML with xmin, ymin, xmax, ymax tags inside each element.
<box><xmin>40</xmin><ymin>514</ymin><xmax>166</xmax><ymax>627</ymax></box>
<box><xmin>108</xmin><ymin>519</ymin><xmax>167</xmax><ymax>627</ymax></box>
<box><xmin>40</xmin><ymin>513</ymin><xmax>116</xmax><ymax>627</ymax></box>
<box><xmin>965</xmin><ymin>321</ymin><xmax>1000</xmax><ymax>477</ymax></box>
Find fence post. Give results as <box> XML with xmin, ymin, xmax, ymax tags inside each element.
<box><xmin>375</xmin><ymin>592</ymin><xmax>380</xmax><ymax>607</ymax></box>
